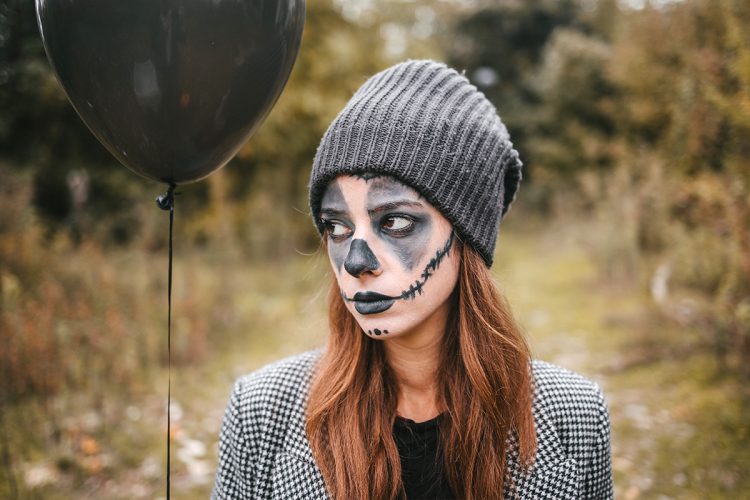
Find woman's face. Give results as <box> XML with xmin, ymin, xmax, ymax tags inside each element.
<box><xmin>319</xmin><ymin>174</ymin><xmax>460</xmax><ymax>339</ymax></box>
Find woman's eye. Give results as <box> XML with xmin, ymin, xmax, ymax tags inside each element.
<box><xmin>323</xmin><ymin>220</ymin><xmax>351</xmax><ymax>239</ymax></box>
<box><xmin>381</xmin><ymin>215</ymin><xmax>414</xmax><ymax>234</ymax></box>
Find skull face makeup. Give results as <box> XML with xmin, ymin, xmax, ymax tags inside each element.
<box><xmin>319</xmin><ymin>174</ymin><xmax>460</xmax><ymax>339</ymax></box>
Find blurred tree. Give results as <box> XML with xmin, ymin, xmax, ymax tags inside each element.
<box><xmin>445</xmin><ymin>0</ymin><xmax>587</xmax><ymax>181</ymax></box>
<box><xmin>582</xmin><ymin>0</ymin><xmax>620</xmax><ymax>42</ymax></box>
<box><xmin>702</xmin><ymin>0</ymin><xmax>750</xmax><ymax>364</ymax></box>
<box><xmin>609</xmin><ymin>0</ymin><xmax>750</xmax><ymax>367</ymax></box>
<box><xmin>445</xmin><ymin>0</ymin><xmax>749</xmax><ymax>367</ymax></box>
<box><xmin>529</xmin><ymin>28</ymin><xmax>618</xmax><ymax>179</ymax></box>
<box><xmin>0</xmin><ymin>0</ymin><xmax>139</xmax><ymax>236</ymax></box>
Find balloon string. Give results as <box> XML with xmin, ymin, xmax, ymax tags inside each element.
<box><xmin>156</xmin><ymin>184</ymin><xmax>176</xmax><ymax>500</ymax></box>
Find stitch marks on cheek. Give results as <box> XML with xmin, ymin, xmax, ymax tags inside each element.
<box><xmin>399</xmin><ymin>231</ymin><xmax>454</xmax><ymax>300</ymax></box>
<box><xmin>339</xmin><ymin>231</ymin><xmax>455</xmax><ymax>315</ymax></box>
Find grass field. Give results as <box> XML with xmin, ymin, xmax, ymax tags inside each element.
<box><xmin>3</xmin><ymin>217</ymin><xmax>749</xmax><ymax>499</ymax></box>
<box><xmin>495</xmin><ymin>220</ymin><xmax>750</xmax><ymax>500</ymax></box>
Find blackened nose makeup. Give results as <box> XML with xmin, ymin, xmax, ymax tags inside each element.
<box><xmin>344</xmin><ymin>239</ymin><xmax>380</xmax><ymax>277</ymax></box>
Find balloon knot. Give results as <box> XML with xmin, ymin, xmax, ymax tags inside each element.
<box><xmin>156</xmin><ymin>183</ymin><xmax>177</xmax><ymax>211</ymax></box>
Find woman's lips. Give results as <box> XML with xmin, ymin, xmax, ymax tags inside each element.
<box><xmin>349</xmin><ymin>291</ymin><xmax>398</xmax><ymax>315</ymax></box>
<box><xmin>354</xmin><ymin>299</ymin><xmax>395</xmax><ymax>315</ymax></box>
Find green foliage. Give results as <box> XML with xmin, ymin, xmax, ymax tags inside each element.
<box><xmin>612</xmin><ymin>0</ymin><xmax>750</xmax><ymax>369</ymax></box>
<box><xmin>449</xmin><ymin>0</ymin><xmax>583</xmax><ymax>87</ymax></box>
<box><xmin>0</xmin><ymin>165</ymin><xmax>330</xmax><ymax>497</ymax></box>
<box><xmin>530</xmin><ymin>28</ymin><xmax>619</xmax><ymax>177</ymax></box>
<box><xmin>444</xmin><ymin>1</ymin><xmax>628</xmax><ymax>173</ymax></box>
<box><xmin>446</xmin><ymin>0</ymin><xmax>750</xmax><ymax>370</ymax></box>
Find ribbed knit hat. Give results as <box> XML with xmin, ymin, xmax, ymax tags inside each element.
<box><xmin>309</xmin><ymin>59</ymin><xmax>522</xmax><ymax>267</ymax></box>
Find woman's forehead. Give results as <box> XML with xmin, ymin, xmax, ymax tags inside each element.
<box><xmin>321</xmin><ymin>174</ymin><xmax>422</xmax><ymax>209</ymax></box>
<box><xmin>356</xmin><ymin>175</ymin><xmax>419</xmax><ymax>199</ymax></box>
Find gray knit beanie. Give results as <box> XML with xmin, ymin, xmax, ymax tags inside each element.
<box><xmin>309</xmin><ymin>59</ymin><xmax>522</xmax><ymax>267</ymax></box>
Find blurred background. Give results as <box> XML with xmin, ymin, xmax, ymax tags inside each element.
<box><xmin>1</xmin><ymin>0</ymin><xmax>749</xmax><ymax>498</ymax></box>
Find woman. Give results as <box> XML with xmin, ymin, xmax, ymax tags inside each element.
<box><xmin>213</xmin><ymin>60</ymin><xmax>613</xmax><ymax>499</ymax></box>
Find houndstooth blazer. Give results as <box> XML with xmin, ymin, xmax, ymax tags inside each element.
<box><xmin>212</xmin><ymin>350</ymin><xmax>613</xmax><ymax>499</ymax></box>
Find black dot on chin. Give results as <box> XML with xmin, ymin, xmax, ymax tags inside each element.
<box><xmin>384</xmin><ymin>330</ymin><xmax>389</xmax><ymax>334</ymax></box>
<box><xmin>374</xmin><ymin>329</ymin><xmax>381</xmax><ymax>336</ymax></box>
<box><xmin>367</xmin><ymin>330</ymin><xmax>372</xmax><ymax>335</ymax></box>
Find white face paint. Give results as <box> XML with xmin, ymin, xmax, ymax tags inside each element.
<box><xmin>319</xmin><ymin>174</ymin><xmax>460</xmax><ymax>339</ymax></box>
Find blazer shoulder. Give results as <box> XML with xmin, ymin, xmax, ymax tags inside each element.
<box><xmin>236</xmin><ymin>350</ymin><xmax>321</xmax><ymax>396</ymax></box>
<box><xmin>508</xmin><ymin>361</ymin><xmax>612</xmax><ymax>499</ymax></box>
<box><xmin>531</xmin><ymin>360</ymin><xmax>606</xmax><ymax>413</ymax></box>
<box><xmin>530</xmin><ymin>361</ymin><xmax>614</xmax><ymax>498</ymax></box>
<box><xmin>531</xmin><ymin>360</ymin><xmax>610</xmax><ymax>457</ymax></box>
<box><xmin>213</xmin><ymin>351</ymin><xmax>323</xmax><ymax>499</ymax></box>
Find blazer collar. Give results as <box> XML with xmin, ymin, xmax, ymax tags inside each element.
<box><xmin>281</xmin><ymin>379</ymin><xmax>318</xmax><ymax>464</ymax></box>
<box><xmin>505</xmin><ymin>409</ymin><xmax>580</xmax><ymax>498</ymax></box>
<box><xmin>275</xmin><ymin>375</ymin><xmax>579</xmax><ymax>499</ymax></box>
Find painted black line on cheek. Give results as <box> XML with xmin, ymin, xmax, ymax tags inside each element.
<box><xmin>320</xmin><ymin>180</ymin><xmax>350</xmax><ymax>273</ymax></box>
<box><xmin>400</xmin><ymin>231</ymin><xmax>455</xmax><ymax>300</ymax></box>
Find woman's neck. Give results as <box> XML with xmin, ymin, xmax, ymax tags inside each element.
<box><xmin>383</xmin><ymin>303</ymin><xmax>448</xmax><ymax>423</ymax></box>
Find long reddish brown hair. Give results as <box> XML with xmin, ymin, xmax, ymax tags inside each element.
<box><xmin>306</xmin><ymin>242</ymin><xmax>536</xmax><ymax>500</ymax></box>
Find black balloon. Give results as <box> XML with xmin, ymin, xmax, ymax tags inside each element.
<box><xmin>36</xmin><ymin>0</ymin><xmax>305</xmax><ymax>185</ymax></box>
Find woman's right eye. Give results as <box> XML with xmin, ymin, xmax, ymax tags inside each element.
<box><xmin>322</xmin><ymin>220</ymin><xmax>352</xmax><ymax>240</ymax></box>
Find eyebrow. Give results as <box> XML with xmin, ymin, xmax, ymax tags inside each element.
<box><xmin>367</xmin><ymin>200</ymin><xmax>424</xmax><ymax>214</ymax></box>
<box><xmin>319</xmin><ymin>207</ymin><xmax>349</xmax><ymax>218</ymax></box>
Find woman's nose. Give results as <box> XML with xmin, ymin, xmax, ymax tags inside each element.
<box><xmin>344</xmin><ymin>239</ymin><xmax>381</xmax><ymax>277</ymax></box>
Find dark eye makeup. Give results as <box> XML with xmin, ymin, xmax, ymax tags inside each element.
<box><xmin>320</xmin><ymin>218</ymin><xmax>353</xmax><ymax>241</ymax></box>
<box><xmin>380</xmin><ymin>214</ymin><xmax>416</xmax><ymax>236</ymax></box>
<box><xmin>320</xmin><ymin>211</ymin><xmax>423</xmax><ymax>242</ymax></box>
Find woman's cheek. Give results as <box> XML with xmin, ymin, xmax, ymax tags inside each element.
<box><xmin>327</xmin><ymin>240</ymin><xmax>349</xmax><ymax>276</ymax></box>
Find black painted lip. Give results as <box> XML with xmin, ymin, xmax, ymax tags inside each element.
<box><xmin>354</xmin><ymin>299</ymin><xmax>395</xmax><ymax>315</ymax></box>
<box><xmin>352</xmin><ymin>291</ymin><xmax>399</xmax><ymax>302</ymax></box>
<box><xmin>348</xmin><ymin>291</ymin><xmax>398</xmax><ymax>315</ymax></box>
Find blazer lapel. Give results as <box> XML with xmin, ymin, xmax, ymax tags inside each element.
<box><xmin>271</xmin><ymin>451</ymin><xmax>328</xmax><ymax>500</ymax></box>
<box><xmin>270</xmin><ymin>368</ymin><xmax>579</xmax><ymax>499</ymax></box>
<box><xmin>271</xmin><ymin>375</ymin><xmax>329</xmax><ymax>499</ymax></box>
<box><xmin>505</xmin><ymin>411</ymin><xmax>580</xmax><ymax>499</ymax></box>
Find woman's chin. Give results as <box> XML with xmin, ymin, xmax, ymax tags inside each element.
<box><xmin>356</xmin><ymin>319</ymin><xmax>422</xmax><ymax>340</ymax></box>
<box><xmin>352</xmin><ymin>314</ymin><xmax>396</xmax><ymax>339</ymax></box>
<box><xmin>352</xmin><ymin>300</ymin><xmax>437</xmax><ymax>340</ymax></box>
<box><xmin>361</xmin><ymin>325</ymin><xmax>393</xmax><ymax>338</ymax></box>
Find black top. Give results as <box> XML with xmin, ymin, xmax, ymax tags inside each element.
<box><xmin>393</xmin><ymin>414</ymin><xmax>456</xmax><ymax>500</ymax></box>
